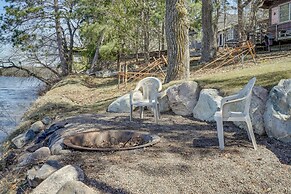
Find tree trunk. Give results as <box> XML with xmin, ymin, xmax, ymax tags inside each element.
<box><xmin>213</xmin><ymin>0</ymin><xmax>221</xmax><ymax>51</ymax></box>
<box><xmin>135</xmin><ymin>23</ymin><xmax>139</xmax><ymax>63</ymax></box>
<box><xmin>200</xmin><ymin>0</ymin><xmax>216</xmax><ymax>63</ymax></box>
<box><xmin>53</xmin><ymin>0</ymin><xmax>68</xmax><ymax>77</ymax></box>
<box><xmin>161</xmin><ymin>21</ymin><xmax>165</xmax><ymax>51</ymax></box>
<box><xmin>237</xmin><ymin>0</ymin><xmax>244</xmax><ymax>42</ymax></box>
<box><xmin>142</xmin><ymin>0</ymin><xmax>150</xmax><ymax>64</ymax></box>
<box><xmin>223</xmin><ymin>0</ymin><xmax>227</xmax><ymax>47</ymax></box>
<box><xmin>90</xmin><ymin>28</ymin><xmax>106</xmax><ymax>73</ymax></box>
<box><xmin>237</xmin><ymin>0</ymin><xmax>252</xmax><ymax>42</ymax></box>
<box><xmin>165</xmin><ymin>0</ymin><xmax>190</xmax><ymax>83</ymax></box>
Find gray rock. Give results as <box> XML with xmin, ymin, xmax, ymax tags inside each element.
<box><xmin>12</xmin><ymin>130</ymin><xmax>35</xmax><ymax>149</ymax></box>
<box><xmin>42</xmin><ymin>116</ymin><xmax>53</xmax><ymax>125</ymax></box>
<box><xmin>167</xmin><ymin>81</ymin><xmax>200</xmax><ymax>116</ymax></box>
<box><xmin>264</xmin><ymin>79</ymin><xmax>291</xmax><ymax>142</ymax></box>
<box><xmin>12</xmin><ymin>133</ymin><xmax>26</xmax><ymax>149</ymax></box>
<box><xmin>193</xmin><ymin>89</ymin><xmax>222</xmax><ymax>121</ymax></box>
<box><xmin>19</xmin><ymin>147</ymin><xmax>51</xmax><ymax>166</ymax></box>
<box><xmin>27</xmin><ymin>166</ymin><xmax>40</xmax><ymax>188</ymax></box>
<box><xmin>158</xmin><ymin>90</ymin><xmax>171</xmax><ymax>113</ymax></box>
<box><xmin>50</xmin><ymin>138</ymin><xmax>71</xmax><ymax>155</ymax></box>
<box><xmin>56</xmin><ymin>181</ymin><xmax>98</xmax><ymax>194</ymax></box>
<box><xmin>17</xmin><ymin>152</ymin><xmax>31</xmax><ymax>164</ymax></box>
<box><xmin>27</xmin><ymin>162</ymin><xmax>61</xmax><ymax>188</ymax></box>
<box><xmin>36</xmin><ymin>163</ymin><xmax>59</xmax><ymax>180</ymax></box>
<box><xmin>31</xmin><ymin>165</ymin><xmax>84</xmax><ymax>194</ymax></box>
<box><xmin>30</xmin><ymin>121</ymin><xmax>45</xmax><ymax>133</ymax></box>
<box><xmin>25</xmin><ymin>129</ymin><xmax>36</xmax><ymax>141</ymax></box>
<box><xmin>108</xmin><ymin>91</ymin><xmax>143</xmax><ymax>113</ymax></box>
<box><xmin>233</xmin><ymin>86</ymin><xmax>269</xmax><ymax>135</ymax></box>
<box><xmin>95</xmin><ymin>70</ymin><xmax>118</xmax><ymax>78</ymax></box>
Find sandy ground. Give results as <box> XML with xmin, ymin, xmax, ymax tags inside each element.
<box><xmin>55</xmin><ymin>112</ymin><xmax>291</xmax><ymax>194</ymax></box>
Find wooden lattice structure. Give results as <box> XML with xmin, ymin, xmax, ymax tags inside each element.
<box><xmin>194</xmin><ymin>41</ymin><xmax>257</xmax><ymax>75</ymax></box>
<box><xmin>118</xmin><ymin>55</ymin><xmax>167</xmax><ymax>88</ymax></box>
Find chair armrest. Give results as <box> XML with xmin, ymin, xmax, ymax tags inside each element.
<box><xmin>130</xmin><ymin>89</ymin><xmax>140</xmax><ymax>104</ymax></box>
<box><xmin>221</xmin><ymin>94</ymin><xmax>246</xmax><ymax>107</ymax></box>
<box><xmin>221</xmin><ymin>94</ymin><xmax>239</xmax><ymax>105</ymax></box>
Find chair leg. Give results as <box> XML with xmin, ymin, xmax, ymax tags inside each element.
<box><xmin>130</xmin><ymin>105</ymin><xmax>133</xmax><ymax>121</ymax></box>
<box><xmin>140</xmin><ymin>106</ymin><xmax>144</xmax><ymax>119</ymax></box>
<box><xmin>157</xmin><ymin>104</ymin><xmax>161</xmax><ymax>119</ymax></box>
<box><xmin>154</xmin><ymin>104</ymin><xmax>158</xmax><ymax>124</ymax></box>
<box><xmin>215</xmin><ymin>116</ymin><xmax>225</xmax><ymax>150</ymax></box>
<box><xmin>245</xmin><ymin>116</ymin><xmax>257</xmax><ymax>150</ymax></box>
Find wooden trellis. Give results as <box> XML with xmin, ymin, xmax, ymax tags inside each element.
<box><xmin>118</xmin><ymin>55</ymin><xmax>167</xmax><ymax>88</ymax></box>
<box><xmin>194</xmin><ymin>41</ymin><xmax>257</xmax><ymax>75</ymax></box>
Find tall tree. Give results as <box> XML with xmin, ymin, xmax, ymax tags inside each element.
<box><xmin>54</xmin><ymin>0</ymin><xmax>68</xmax><ymax>76</ymax></box>
<box><xmin>248</xmin><ymin>0</ymin><xmax>265</xmax><ymax>42</ymax></box>
<box><xmin>165</xmin><ymin>0</ymin><xmax>190</xmax><ymax>83</ymax></box>
<box><xmin>1</xmin><ymin>0</ymin><xmax>82</xmax><ymax>78</ymax></box>
<box><xmin>200</xmin><ymin>0</ymin><xmax>216</xmax><ymax>63</ymax></box>
<box><xmin>237</xmin><ymin>0</ymin><xmax>252</xmax><ymax>42</ymax></box>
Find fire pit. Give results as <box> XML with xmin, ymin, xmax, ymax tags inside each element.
<box><xmin>63</xmin><ymin>130</ymin><xmax>160</xmax><ymax>151</ymax></box>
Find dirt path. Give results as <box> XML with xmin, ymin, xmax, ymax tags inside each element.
<box><xmin>58</xmin><ymin>112</ymin><xmax>291</xmax><ymax>194</ymax></box>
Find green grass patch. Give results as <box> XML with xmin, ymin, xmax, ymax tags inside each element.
<box><xmin>194</xmin><ymin>57</ymin><xmax>291</xmax><ymax>95</ymax></box>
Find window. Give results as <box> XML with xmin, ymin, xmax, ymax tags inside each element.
<box><xmin>280</xmin><ymin>3</ymin><xmax>290</xmax><ymax>22</ymax></box>
<box><xmin>226</xmin><ymin>29</ymin><xmax>234</xmax><ymax>40</ymax></box>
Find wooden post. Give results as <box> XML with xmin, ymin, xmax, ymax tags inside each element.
<box><xmin>117</xmin><ymin>54</ymin><xmax>121</xmax><ymax>89</ymax></box>
<box><xmin>125</xmin><ymin>63</ymin><xmax>128</xmax><ymax>88</ymax></box>
<box><xmin>123</xmin><ymin>62</ymin><xmax>126</xmax><ymax>83</ymax></box>
<box><xmin>118</xmin><ymin>66</ymin><xmax>121</xmax><ymax>89</ymax></box>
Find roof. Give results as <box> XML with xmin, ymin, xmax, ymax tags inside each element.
<box><xmin>261</xmin><ymin>0</ymin><xmax>291</xmax><ymax>9</ymax></box>
<box><xmin>261</xmin><ymin>0</ymin><xmax>273</xmax><ymax>9</ymax></box>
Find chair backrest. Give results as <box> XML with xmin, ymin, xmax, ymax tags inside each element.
<box><xmin>135</xmin><ymin>77</ymin><xmax>162</xmax><ymax>101</ymax></box>
<box><xmin>238</xmin><ymin>77</ymin><xmax>256</xmax><ymax>114</ymax></box>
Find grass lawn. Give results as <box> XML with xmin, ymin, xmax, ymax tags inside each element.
<box><xmin>194</xmin><ymin>56</ymin><xmax>291</xmax><ymax>95</ymax></box>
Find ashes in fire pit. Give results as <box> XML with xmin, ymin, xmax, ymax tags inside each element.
<box><xmin>63</xmin><ymin>130</ymin><xmax>160</xmax><ymax>151</ymax></box>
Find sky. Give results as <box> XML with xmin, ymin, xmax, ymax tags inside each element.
<box><xmin>0</xmin><ymin>0</ymin><xmax>6</xmax><ymax>14</ymax></box>
<box><xmin>0</xmin><ymin>0</ymin><xmax>7</xmax><ymax>16</ymax></box>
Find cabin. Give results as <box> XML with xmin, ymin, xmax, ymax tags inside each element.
<box><xmin>217</xmin><ymin>19</ymin><xmax>268</xmax><ymax>48</ymax></box>
<box><xmin>217</xmin><ymin>25</ymin><xmax>239</xmax><ymax>47</ymax></box>
<box><xmin>262</xmin><ymin>0</ymin><xmax>291</xmax><ymax>43</ymax></box>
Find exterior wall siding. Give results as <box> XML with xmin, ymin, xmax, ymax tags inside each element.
<box><xmin>267</xmin><ymin>0</ymin><xmax>291</xmax><ymax>41</ymax></box>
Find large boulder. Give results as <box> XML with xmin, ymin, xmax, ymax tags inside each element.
<box><xmin>158</xmin><ymin>90</ymin><xmax>171</xmax><ymax>113</ymax></box>
<box><xmin>31</xmin><ymin>165</ymin><xmax>84</xmax><ymax>194</ymax></box>
<box><xmin>167</xmin><ymin>81</ymin><xmax>200</xmax><ymax>116</ymax></box>
<box><xmin>107</xmin><ymin>91</ymin><xmax>143</xmax><ymax>113</ymax></box>
<box><xmin>56</xmin><ymin>181</ymin><xmax>98</xmax><ymax>194</ymax></box>
<box><xmin>233</xmin><ymin>86</ymin><xmax>269</xmax><ymax>135</ymax></box>
<box><xmin>264</xmin><ymin>79</ymin><xmax>291</xmax><ymax>142</ymax></box>
<box><xmin>193</xmin><ymin>89</ymin><xmax>222</xmax><ymax>121</ymax></box>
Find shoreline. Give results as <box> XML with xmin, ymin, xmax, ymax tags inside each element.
<box><xmin>0</xmin><ymin>76</ymin><xmax>46</xmax><ymax>149</ymax></box>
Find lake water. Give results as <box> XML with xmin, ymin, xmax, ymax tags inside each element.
<box><xmin>0</xmin><ymin>76</ymin><xmax>45</xmax><ymax>144</ymax></box>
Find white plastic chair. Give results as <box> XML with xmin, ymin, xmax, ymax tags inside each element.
<box><xmin>214</xmin><ymin>77</ymin><xmax>257</xmax><ymax>150</ymax></box>
<box><xmin>130</xmin><ymin>77</ymin><xmax>162</xmax><ymax>123</ymax></box>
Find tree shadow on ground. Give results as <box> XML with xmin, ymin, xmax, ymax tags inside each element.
<box><xmin>257</xmin><ymin>136</ymin><xmax>291</xmax><ymax>165</ymax></box>
<box><xmin>85</xmin><ymin>177</ymin><xmax>131</xmax><ymax>194</ymax></box>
